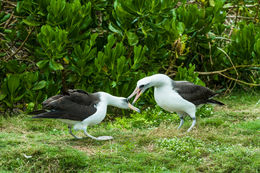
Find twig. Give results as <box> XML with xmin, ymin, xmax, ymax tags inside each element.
<box><xmin>227</xmin><ymin>16</ymin><xmax>255</xmax><ymax>20</ymax></box>
<box><xmin>218</xmin><ymin>73</ymin><xmax>260</xmax><ymax>87</ymax></box>
<box><xmin>208</xmin><ymin>35</ymin><xmax>213</xmax><ymax>65</ymax></box>
<box><xmin>224</xmin><ymin>80</ymin><xmax>234</xmax><ymax>95</ymax></box>
<box><xmin>6</xmin><ymin>27</ymin><xmax>34</xmax><ymax>60</ymax></box>
<box><xmin>165</xmin><ymin>58</ymin><xmax>174</xmax><ymax>75</ymax></box>
<box><xmin>4</xmin><ymin>11</ymin><xmax>14</xmax><ymax>29</ymax></box>
<box><xmin>235</xmin><ymin>3</ymin><xmax>239</xmax><ymax>25</ymax></box>
<box><xmin>168</xmin><ymin>64</ymin><xmax>260</xmax><ymax>77</ymax></box>
<box><xmin>254</xmin><ymin>1</ymin><xmax>260</xmax><ymax>22</ymax></box>
<box><xmin>228</xmin><ymin>26</ymin><xmax>234</xmax><ymax>38</ymax></box>
<box><xmin>2</xmin><ymin>0</ymin><xmax>17</xmax><ymax>7</ymax></box>
<box><xmin>197</xmin><ymin>64</ymin><xmax>260</xmax><ymax>75</ymax></box>
<box><xmin>214</xmin><ymin>37</ymin><xmax>231</xmax><ymax>42</ymax></box>
<box><xmin>225</xmin><ymin>4</ymin><xmax>259</xmax><ymax>9</ymax></box>
<box><xmin>217</xmin><ymin>47</ymin><xmax>238</xmax><ymax>76</ymax></box>
<box><xmin>16</xmin><ymin>56</ymin><xmax>36</xmax><ymax>65</ymax></box>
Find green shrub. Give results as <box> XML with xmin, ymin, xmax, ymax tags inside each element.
<box><xmin>1</xmin><ymin>0</ymin><xmax>259</xmax><ymax>114</ymax></box>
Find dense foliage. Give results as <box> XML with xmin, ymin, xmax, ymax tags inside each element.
<box><xmin>0</xmin><ymin>0</ymin><xmax>260</xmax><ymax>113</ymax></box>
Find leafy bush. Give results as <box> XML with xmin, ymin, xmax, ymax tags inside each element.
<box><xmin>0</xmin><ymin>0</ymin><xmax>259</xmax><ymax>114</ymax></box>
<box><xmin>174</xmin><ymin>64</ymin><xmax>205</xmax><ymax>86</ymax></box>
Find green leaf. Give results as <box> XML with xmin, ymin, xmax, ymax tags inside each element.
<box><xmin>209</xmin><ymin>0</ymin><xmax>215</xmax><ymax>7</ymax></box>
<box><xmin>36</xmin><ymin>60</ymin><xmax>49</xmax><ymax>69</ymax></box>
<box><xmin>109</xmin><ymin>23</ymin><xmax>123</xmax><ymax>36</ymax></box>
<box><xmin>111</xmin><ymin>81</ymin><xmax>117</xmax><ymax>88</ymax></box>
<box><xmin>0</xmin><ymin>92</ymin><xmax>7</xmax><ymax>101</ymax></box>
<box><xmin>3</xmin><ymin>100</ymin><xmax>12</xmax><ymax>108</ymax></box>
<box><xmin>177</xmin><ymin>22</ymin><xmax>185</xmax><ymax>35</ymax></box>
<box><xmin>117</xmin><ymin>56</ymin><xmax>126</xmax><ymax>76</ymax></box>
<box><xmin>26</xmin><ymin>102</ymin><xmax>35</xmax><ymax>111</ymax></box>
<box><xmin>33</xmin><ymin>81</ymin><xmax>47</xmax><ymax>90</ymax></box>
<box><xmin>95</xmin><ymin>52</ymin><xmax>104</xmax><ymax>72</ymax></box>
<box><xmin>126</xmin><ymin>31</ymin><xmax>139</xmax><ymax>46</ymax></box>
<box><xmin>22</xmin><ymin>19</ymin><xmax>41</xmax><ymax>26</ymax></box>
<box><xmin>90</xmin><ymin>33</ymin><xmax>98</xmax><ymax>47</ymax></box>
<box><xmin>7</xmin><ymin>75</ymin><xmax>20</xmax><ymax>95</ymax></box>
<box><xmin>49</xmin><ymin>59</ymin><xmax>64</xmax><ymax>71</ymax></box>
<box><xmin>16</xmin><ymin>1</ymin><xmax>21</xmax><ymax>13</ymax></box>
<box><xmin>14</xmin><ymin>94</ymin><xmax>25</xmax><ymax>101</ymax></box>
<box><xmin>254</xmin><ymin>39</ymin><xmax>260</xmax><ymax>55</ymax></box>
<box><xmin>0</xmin><ymin>14</ymin><xmax>10</xmax><ymax>23</ymax></box>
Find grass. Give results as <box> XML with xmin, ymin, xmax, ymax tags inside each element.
<box><xmin>0</xmin><ymin>91</ymin><xmax>259</xmax><ymax>172</ymax></box>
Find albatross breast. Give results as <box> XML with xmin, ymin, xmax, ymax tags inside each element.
<box><xmin>154</xmin><ymin>85</ymin><xmax>196</xmax><ymax>113</ymax></box>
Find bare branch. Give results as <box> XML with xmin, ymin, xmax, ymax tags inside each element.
<box><xmin>217</xmin><ymin>47</ymin><xmax>238</xmax><ymax>76</ymax></box>
<box><xmin>218</xmin><ymin>73</ymin><xmax>260</xmax><ymax>87</ymax></box>
<box><xmin>6</xmin><ymin>27</ymin><xmax>34</xmax><ymax>60</ymax></box>
<box><xmin>197</xmin><ymin>65</ymin><xmax>260</xmax><ymax>75</ymax></box>
<box><xmin>226</xmin><ymin>16</ymin><xmax>255</xmax><ymax>20</ymax></box>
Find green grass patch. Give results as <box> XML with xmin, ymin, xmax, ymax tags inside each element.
<box><xmin>0</xmin><ymin>91</ymin><xmax>259</xmax><ymax>172</ymax></box>
<box><xmin>235</xmin><ymin>119</ymin><xmax>260</xmax><ymax>131</ymax></box>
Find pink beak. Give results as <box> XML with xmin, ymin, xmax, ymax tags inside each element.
<box><xmin>128</xmin><ymin>87</ymin><xmax>143</xmax><ymax>104</ymax></box>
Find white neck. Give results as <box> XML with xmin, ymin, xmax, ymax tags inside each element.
<box><xmin>99</xmin><ymin>92</ymin><xmax>127</xmax><ymax>108</ymax></box>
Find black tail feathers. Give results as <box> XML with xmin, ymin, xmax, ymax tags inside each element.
<box><xmin>29</xmin><ymin>110</ymin><xmax>63</xmax><ymax>119</ymax></box>
<box><xmin>29</xmin><ymin>110</ymin><xmax>47</xmax><ymax>115</ymax></box>
<box><xmin>208</xmin><ymin>99</ymin><xmax>225</xmax><ymax>106</ymax></box>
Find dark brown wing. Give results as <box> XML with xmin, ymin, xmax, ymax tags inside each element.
<box><xmin>32</xmin><ymin>90</ymin><xmax>100</xmax><ymax>121</ymax></box>
<box><xmin>173</xmin><ymin>81</ymin><xmax>216</xmax><ymax>106</ymax></box>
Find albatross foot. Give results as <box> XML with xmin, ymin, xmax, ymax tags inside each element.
<box><xmin>96</xmin><ymin>136</ymin><xmax>114</xmax><ymax>141</ymax></box>
<box><xmin>69</xmin><ymin>126</ymin><xmax>82</xmax><ymax>139</ymax></box>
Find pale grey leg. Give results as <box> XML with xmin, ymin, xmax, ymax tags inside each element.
<box><xmin>177</xmin><ymin>112</ymin><xmax>185</xmax><ymax>130</ymax></box>
<box><xmin>68</xmin><ymin>126</ymin><xmax>82</xmax><ymax>139</ymax></box>
<box><xmin>178</xmin><ymin>116</ymin><xmax>185</xmax><ymax>129</ymax></box>
<box><xmin>187</xmin><ymin>117</ymin><xmax>196</xmax><ymax>132</ymax></box>
<box><xmin>186</xmin><ymin>106</ymin><xmax>197</xmax><ymax>132</ymax></box>
<box><xmin>83</xmin><ymin>127</ymin><xmax>113</xmax><ymax>141</ymax></box>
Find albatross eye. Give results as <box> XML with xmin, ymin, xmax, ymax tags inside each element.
<box><xmin>139</xmin><ymin>84</ymin><xmax>145</xmax><ymax>89</ymax></box>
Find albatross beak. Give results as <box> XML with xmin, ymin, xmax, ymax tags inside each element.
<box><xmin>128</xmin><ymin>87</ymin><xmax>138</xmax><ymax>99</ymax></box>
<box><xmin>128</xmin><ymin>102</ymin><xmax>141</xmax><ymax>113</ymax></box>
<box><xmin>128</xmin><ymin>87</ymin><xmax>143</xmax><ymax>104</ymax></box>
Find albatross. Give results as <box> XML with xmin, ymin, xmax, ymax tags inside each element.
<box><xmin>128</xmin><ymin>74</ymin><xmax>224</xmax><ymax>132</ymax></box>
<box><xmin>31</xmin><ymin>89</ymin><xmax>140</xmax><ymax>140</ymax></box>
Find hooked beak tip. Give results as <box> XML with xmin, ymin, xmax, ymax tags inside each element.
<box><xmin>128</xmin><ymin>102</ymin><xmax>140</xmax><ymax>113</ymax></box>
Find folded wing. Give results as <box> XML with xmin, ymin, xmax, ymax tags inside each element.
<box><xmin>173</xmin><ymin>81</ymin><xmax>223</xmax><ymax>106</ymax></box>
<box><xmin>31</xmin><ymin>89</ymin><xmax>100</xmax><ymax>121</ymax></box>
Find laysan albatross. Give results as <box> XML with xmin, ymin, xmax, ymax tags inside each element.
<box><xmin>128</xmin><ymin>74</ymin><xmax>224</xmax><ymax>132</ymax></box>
<box><xmin>31</xmin><ymin>89</ymin><xmax>140</xmax><ymax>140</ymax></box>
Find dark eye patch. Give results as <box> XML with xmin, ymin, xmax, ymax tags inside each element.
<box><xmin>139</xmin><ymin>84</ymin><xmax>147</xmax><ymax>89</ymax></box>
<box><xmin>139</xmin><ymin>84</ymin><xmax>145</xmax><ymax>89</ymax></box>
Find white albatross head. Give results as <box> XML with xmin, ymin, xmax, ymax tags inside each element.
<box><xmin>128</xmin><ymin>74</ymin><xmax>172</xmax><ymax>104</ymax></box>
<box><xmin>100</xmin><ymin>92</ymin><xmax>141</xmax><ymax>113</ymax></box>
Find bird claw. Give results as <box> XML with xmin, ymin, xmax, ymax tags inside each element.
<box><xmin>96</xmin><ymin>136</ymin><xmax>113</xmax><ymax>141</ymax></box>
